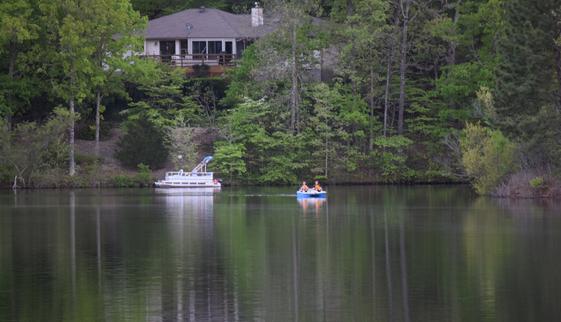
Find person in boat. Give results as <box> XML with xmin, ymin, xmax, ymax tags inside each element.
<box><xmin>299</xmin><ymin>181</ymin><xmax>309</xmax><ymax>192</ymax></box>
<box><xmin>314</xmin><ymin>180</ymin><xmax>322</xmax><ymax>192</ymax></box>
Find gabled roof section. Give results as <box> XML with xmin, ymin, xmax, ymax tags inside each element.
<box><xmin>144</xmin><ymin>8</ymin><xmax>275</xmax><ymax>39</ymax></box>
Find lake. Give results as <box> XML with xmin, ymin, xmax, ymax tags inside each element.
<box><xmin>1</xmin><ymin>186</ymin><xmax>561</xmax><ymax>321</ymax></box>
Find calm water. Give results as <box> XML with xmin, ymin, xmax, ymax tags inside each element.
<box><xmin>1</xmin><ymin>186</ymin><xmax>561</xmax><ymax>322</ymax></box>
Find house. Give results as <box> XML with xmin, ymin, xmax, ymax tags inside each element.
<box><xmin>143</xmin><ymin>4</ymin><xmax>275</xmax><ymax>67</ymax></box>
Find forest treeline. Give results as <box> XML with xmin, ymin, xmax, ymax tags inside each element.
<box><xmin>1</xmin><ymin>0</ymin><xmax>561</xmax><ymax>196</ymax></box>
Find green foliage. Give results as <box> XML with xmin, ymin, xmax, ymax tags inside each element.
<box><xmin>110</xmin><ymin>164</ymin><xmax>152</xmax><ymax>187</ymax></box>
<box><xmin>115</xmin><ymin>117</ymin><xmax>169</xmax><ymax>169</ymax></box>
<box><xmin>169</xmin><ymin>127</ymin><xmax>197</xmax><ymax>170</ymax></box>
<box><xmin>111</xmin><ymin>174</ymin><xmax>137</xmax><ymax>188</ymax></box>
<box><xmin>529</xmin><ymin>177</ymin><xmax>545</xmax><ymax>189</ymax></box>
<box><xmin>214</xmin><ymin>98</ymin><xmax>306</xmax><ymax>184</ymax></box>
<box><xmin>305</xmin><ymin>83</ymin><xmax>371</xmax><ymax>176</ymax></box>
<box><xmin>460</xmin><ymin>123</ymin><xmax>517</xmax><ymax>194</ymax></box>
<box><xmin>213</xmin><ymin>141</ymin><xmax>246</xmax><ymax>181</ymax></box>
<box><xmin>135</xmin><ymin>163</ymin><xmax>153</xmax><ymax>186</ymax></box>
<box><xmin>123</xmin><ymin>66</ymin><xmax>195</xmax><ymax>127</ymax></box>
<box><xmin>371</xmin><ymin>136</ymin><xmax>414</xmax><ymax>181</ymax></box>
<box><xmin>0</xmin><ymin>107</ymin><xmax>75</xmax><ymax>187</ymax></box>
<box><xmin>2</xmin><ymin>0</ymin><xmax>561</xmax><ymax>187</ymax></box>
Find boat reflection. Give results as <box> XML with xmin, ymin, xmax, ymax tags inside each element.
<box><xmin>297</xmin><ymin>197</ymin><xmax>326</xmax><ymax>214</ymax></box>
<box><xmin>154</xmin><ymin>187</ymin><xmax>221</xmax><ymax>196</ymax></box>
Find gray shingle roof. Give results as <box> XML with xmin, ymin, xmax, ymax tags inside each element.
<box><xmin>144</xmin><ymin>8</ymin><xmax>275</xmax><ymax>40</ymax></box>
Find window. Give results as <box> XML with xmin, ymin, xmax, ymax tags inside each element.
<box><xmin>180</xmin><ymin>40</ymin><xmax>188</xmax><ymax>55</ymax></box>
<box><xmin>159</xmin><ymin>40</ymin><xmax>175</xmax><ymax>63</ymax></box>
<box><xmin>192</xmin><ymin>41</ymin><xmax>206</xmax><ymax>54</ymax></box>
<box><xmin>207</xmin><ymin>41</ymin><xmax>222</xmax><ymax>55</ymax></box>
<box><xmin>236</xmin><ymin>39</ymin><xmax>254</xmax><ymax>57</ymax></box>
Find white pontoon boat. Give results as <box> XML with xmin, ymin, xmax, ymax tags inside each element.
<box><xmin>155</xmin><ymin>156</ymin><xmax>221</xmax><ymax>188</ymax></box>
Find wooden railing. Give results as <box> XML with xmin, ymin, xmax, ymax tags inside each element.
<box><xmin>142</xmin><ymin>54</ymin><xmax>239</xmax><ymax>67</ymax></box>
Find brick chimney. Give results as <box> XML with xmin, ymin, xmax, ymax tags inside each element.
<box><xmin>251</xmin><ymin>2</ymin><xmax>263</xmax><ymax>27</ymax></box>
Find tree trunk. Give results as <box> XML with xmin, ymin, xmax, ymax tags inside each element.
<box><xmin>6</xmin><ymin>43</ymin><xmax>17</xmax><ymax>129</ymax></box>
<box><xmin>447</xmin><ymin>0</ymin><xmax>461</xmax><ymax>66</ymax></box>
<box><xmin>369</xmin><ymin>66</ymin><xmax>375</xmax><ymax>151</ymax></box>
<box><xmin>290</xmin><ymin>25</ymin><xmax>300</xmax><ymax>133</ymax></box>
<box><xmin>384</xmin><ymin>44</ymin><xmax>395</xmax><ymax>137</ymax></box>
<box><xmin>95</xmin><ymin>90</ymin><xmax>102</xmax><ymax>157</ymax></box>
<box><xmin>69</xmin><ymin>97</ymin><xmax>76</xmax><ymax>176</ymax></box>
<box><xmin>555</xmin><ymin>45</ymin><xmax>561</xmax><ymax>108</ymax></box>
<box><xmin>398</xmin><ymin>1</ymin><xmax>410</xmax><ymax>135</ymax></box>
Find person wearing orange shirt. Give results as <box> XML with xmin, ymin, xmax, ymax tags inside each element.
<box><xmin>314</xmin><ymin>180</ymin><xmax>322</xmax><ymax>192</ymax></box>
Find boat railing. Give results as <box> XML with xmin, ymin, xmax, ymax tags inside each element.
<box><xmin>165</xmin><ymin>171</ymin><xmax>213</xmax><ymax>178</ymax></box>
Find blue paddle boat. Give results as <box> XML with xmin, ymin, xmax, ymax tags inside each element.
<box><xmin>296</xmin><ymin>190</ymin><xmax>327</xmax><ymax>198</ymax></box>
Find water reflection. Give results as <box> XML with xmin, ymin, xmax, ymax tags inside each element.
<box><xmin>1</xmin><ymin>187</ymin><xmax>561</xmax><ymax>321</ymax></box>
<box><xmin>297</xmin><ymin>198</ymin><xmax>326</xmax><ymax>215</ymax></box>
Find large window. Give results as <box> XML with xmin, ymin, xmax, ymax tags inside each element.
<box><xmin>192</xmin><ymin>41</ymin><xmax>206</xmax><ymax>54</ymax></box>
<box><xmin>159</xmin><ymin>40</ymin><xmax>175</xmax><ymax>63</ymax></box>
<box><xmin>207</xmin><ymin>41</ymin><xmax>222</xmax><ymax>55</ymax></box>
<box><xmin>180</xmin><ymin>40</ymin><xmax>188</xmax><ymax>56</ymax></box>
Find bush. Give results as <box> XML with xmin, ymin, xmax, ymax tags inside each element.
<box><xmin>0</xmin><ymin>108</ymin><xmax>75</xmax><ymax>187</ymax></box>
<box><xmin>75</xmin><ymin>153</ymin><xmax>102</xmax><ymax>166</ymax></box>
<box><xmin>111</xmin><ymin>175</ymin><xmax>137</xmax><ymax>188</ymax></box>
<box><xmin>191</xmin><ymin>64</ymin><xmax>210</xmax><ymax>77</ymax></box>
<box><xmin>115</xmin><ymin>117</ymin><xmax>169</xmax><ymax>169</ymax></box>
<box><xmin>135</xmin><ymin>163</ymin><xmax>153</xmax><ymax>187</ymax></box>
<box><xmin>460</xmin><ymin>123</ymin><xmax>517</xmax><ymax>194</ymax></box>
<box><xmin>529</xmin><ymin>176</ymin><xmax>545</xmax><ymax>189</ymax></box>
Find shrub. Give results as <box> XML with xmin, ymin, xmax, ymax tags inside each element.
<box><xmin>135</xmin><ymin>163</ymin><xmax>153</xmax><ymax>187</ymax></box>
<box><xmin>529</xmin><ymin>176</ymin><xmax>545</xmax><ymax>189</ymax></box>
<box><xmin>191</xmin><ymin>64</ymin><xmax>210</xmax><ymax>77</ymax></box>
<box><xmin>460</xmin><ymin>123</ymin><xmax>516</xmax><ymax>194</ymax></box>
<box><xmin>0</xmin><ymin>108</ymin><xmax>75</xmax><ymax>187</ymax></box>
<box><xmin>75</xmin><ymin>153</ymin><xmax>102</xmax><ymax>166</ymax></box>
<box><xmin>115</xmin><ymin>117</ymin><xmax>169</xmax><ymax>169</ymax></box>
<box><xmin>111</xmin><ymin>175</ymin><xmax>136</xmax><ymax>188</ymax></box>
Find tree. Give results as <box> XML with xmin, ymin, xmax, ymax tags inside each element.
<box><xmin>252</xmin><ymin>1</ymin><xmax>326</xmax><ymax>133</ymax></box>
<box><xmin>0</xmin><ymin>0</ymin><xmax>38</xmax><ymax>126</ymax></box>
<box><xmin>115</xmin><ymin>117</ymin><xmax>169</xmax><ymax>169</ymax></box>
<box><xmin>397</xmin><ymin>0</ymin><xmax>414</xmax><ymax>134</ymax></box>
<box><xmin>336</xmin><ymin>0</ymin><xmax>388</xmax><ymax>146</ymax></box>
<box><xmin>460</xmin><ymin>122</ymin><xmax>516</xmax><ymax>194</ymax></box>
<box><xmin>213</xmin><ymin>141</ymin><xmax>247</xmax><ymax>181</ymax></box>
<box><xmin>88</xmin><ymin>0</ymin><xmax>144</xmax><ymax>156</ymax></box>
<box><xmin>122</xmin><ymin>65</ymin><xmax>198</xmax><ymax>127</ymax></box>
<box><xmin>0</xmin><ymin>108</ymin><xmax>75</xmax><ymax>188</ymax></box>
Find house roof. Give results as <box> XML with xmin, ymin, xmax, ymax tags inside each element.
<box><xmin>144</xmin><ymin>8</ymin><xmax>276</xmax><ymax>40</ymax></box>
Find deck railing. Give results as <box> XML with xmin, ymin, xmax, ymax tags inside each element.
<box><xmin>142</xmin><ymin>54</ymin><xmax>239</xmax><ymax>67</ymax></box>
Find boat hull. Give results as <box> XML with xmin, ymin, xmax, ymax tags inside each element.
<box><xmin>154</xmin><ymin>181</ymin><xmax>221</xmax><ymax>188</ymax></box>
<box><xmin>296</xmin><ymin>191</ymin><xmax>327</xmax><ymax>198</ymax></box>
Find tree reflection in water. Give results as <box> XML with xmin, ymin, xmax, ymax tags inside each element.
<box><xmin>1</xmin><ymin>186</ymin><xmax>561</xmax><ymax>321</ymax></box>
